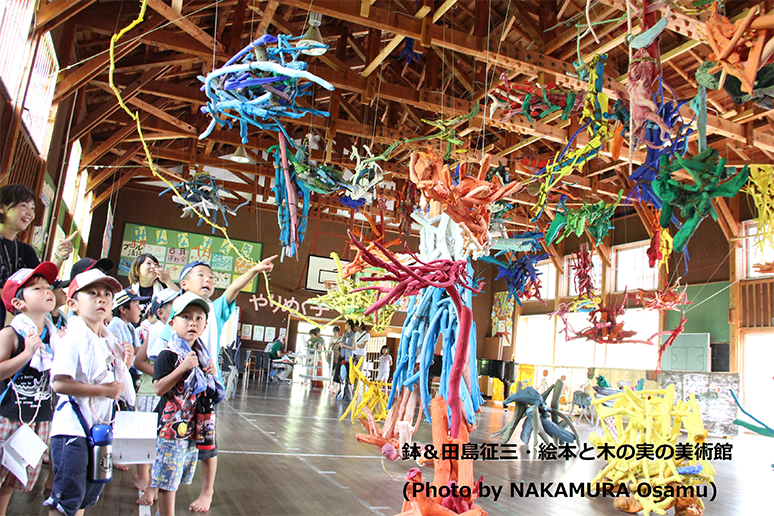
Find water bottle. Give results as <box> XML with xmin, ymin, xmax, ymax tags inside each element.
<box><xmin>88</xmin><ymin>424</ymin><xmax>113</xmax><ymax>483</ymax></box>
<box><xmin>195</xmin><ymin>394</ymin><xmax>216</xmax><ymax>450</ymax></box>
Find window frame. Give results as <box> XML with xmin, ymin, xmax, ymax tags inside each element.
<box><xmin>612</xmin><ymin>240</ymin><xmax>659</xmax><ymax>293</ymax></box>
<box><xmin>563</xmin><ymin>252</ymin><xmax>602</xmax><ymax>298</ymax></box>
<box><xmin>744</xmin><ymin>221</ymin><xmax>774</xmax><ymax>279</ymax></box>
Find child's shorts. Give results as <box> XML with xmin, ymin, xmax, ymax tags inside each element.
<box><xmin>150</xmin><ymin>436</ymin><xmax>198</xmax><ymax>491</ymax></box>
<box><xmin>0</xmin><ymin>417</ymin><xmax>50</xmax><ymax>491</ymax></box>
<box><xmin>136</xmin><ymin>395</ymin><xmax>160</xmax><ymax>413</ymax></box>
<box><xmin>44</xmin><ymin>436</ymin><xmax>104</xmax><ymax>516</ymax></box>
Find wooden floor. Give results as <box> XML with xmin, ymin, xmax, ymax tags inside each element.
<box><xmin>9</xmin><ymin>380</ymin><xmax>770</xmax><ymax>515</ymax></box>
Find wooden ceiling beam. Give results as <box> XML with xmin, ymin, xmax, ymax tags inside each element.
<box><xmin>54</xmin><ymin>14</ymin><xmax>164</xmax><ymax>102</ymax></box>
<box><xmin>86</xmin><ymin>143</ymin><xmax>145</xmax><ymax>193</ymax></box>
<box><xmin>146</xmin><ymin>0</ymin><xmax>226</xmax><ymax>54</ymax></box>
<box><xmin>511</xmin><ymin>2</ymin><xmax>544</xmax><ymax>49</ymax></box>
<box><xmin>69</xmin><ymin>67</ymin><xmax>170</xmax><ymax>143</ymax></box>
<box><xmin>91</xmin><ymin>169</ymin><xmax>137</xmax><ymax>211</ymax></box>
<box><xmin>254</xmin><ymin>0</ymin><xmax>280</xmax><ymax>36</ymax></box>
<box><xmin>36</xmin><ymin>0</ymin><xmax>97</xmax><ymax>36</ymax></box>
<box><xmin>227</xmin><ymin>0</ymin><xmax>248</xmax><ymax>53</ymax></box>
<box><xmin>140</xmin><ymin>28</ymin><xmax>228</xmax><ymax>61</ymax></box>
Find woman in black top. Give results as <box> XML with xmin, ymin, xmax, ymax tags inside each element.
<box><xmin>0</xmin><ymin>185</ymin><xmax>74</xmax><ymax>325</ymax></box>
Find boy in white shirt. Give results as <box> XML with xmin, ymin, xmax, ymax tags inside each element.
<box><xmin>44</xmin><ymin>270</ymin><xmax>135</xmax><ymax>516</ymax></box>
<box><xmin>158</xmin><ymin>255</ymin><xmax>276</xmax><ymax>512</ymax></box>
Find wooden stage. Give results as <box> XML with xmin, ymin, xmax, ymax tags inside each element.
<box><xmin>10</xmin><ymin>381</ymin><xmax>768</xmax><ymax>515</ymax></box>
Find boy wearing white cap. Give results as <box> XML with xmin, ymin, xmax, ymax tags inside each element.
<box><xmin>44</xmin><ymin>270</ymin><xmax>135</xmax><ymax>516</ymax></box>
<box><xmin>0</xmin><ymin>262</ymin><xmax>59</xmax><ymax>515</ymax></box>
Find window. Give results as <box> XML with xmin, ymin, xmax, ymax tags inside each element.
<box><xmin>61</xmin><ymin>141</ymin><xmax>82</xmax><ymax>210</ymax></box>
<box><xmin>603</xmin><ymin>309</ymin><xmax>658</xmax><ymax>369</ymax></box>
<box><xmin>745</xmin><ymin>221</ymin><xmax>774</xmax><ymax>278</ymax></box>
<box><xmin>514</xmin><ymin>315</ymin><xmax>554</xmax><ymax>365</ymax></box>
<box><xmin>21</xmin><ymin>32</ymin><xmax>59</xmax><ymax>153</ymax></box>
<box><xmin>0</xmin><ymin>0</ymin><xmax>35</xmax><ymax>100</ymax></box>
<box><xmin>565</xmin><ymin>252</ymin><xmax>602</xmax><ymax>297</ymax></box>
<box><xmin>534</xmin><ymin>260</ymin><xmax>557</xmax><ymax>300</ymax></box>
<box><xmin>614</xmin><ymin>241</ymin><xmax>658</xmax><ymax>292</ymax></box>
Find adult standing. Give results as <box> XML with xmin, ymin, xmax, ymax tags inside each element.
<box><xmin>337</xmin><ymin>320</ymin><xmax>356</xmax><ymax>400</ymax></box>
<box><xmin>354</xmin><ymin>322</ymin><xmax>370</xmax><ymax>364</ymax></box>
<box><xmin>0</xmin><ymin>185</ymin><xmax>75</xmax><ymax>325</ymax></box>
<box><xmin>128</xmin><ymin>253</ymin><xmax>180</xmax><ymax>313</ymax></box>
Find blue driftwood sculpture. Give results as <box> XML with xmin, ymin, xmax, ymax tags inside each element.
<box><xmin>491</xmin><ymin>382</ymin><xmax>579</xmax><ymax>446</ymax></box>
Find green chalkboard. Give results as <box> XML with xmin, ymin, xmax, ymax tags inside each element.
<box><xmin>117</xmin><ymin>222</ymin><xmax>263</xmax><ymax>293</ymax></box>
<box><xmin>666</xmin><ymin>282</ymin><xmax>730</xmax><ymax>343</ymax></box>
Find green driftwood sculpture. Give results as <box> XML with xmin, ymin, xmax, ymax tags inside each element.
<box><xmin>653</xmin><ymin>148</ymin><xmax>749</xmax><ymax>253</ymax></box>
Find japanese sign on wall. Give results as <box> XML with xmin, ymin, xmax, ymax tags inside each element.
<box><xmin>118</xmin><ymin>223</ymin><xmax>263</xmax><ymax>293</ymax></box>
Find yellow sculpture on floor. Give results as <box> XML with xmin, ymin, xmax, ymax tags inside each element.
<box><xmin>590</xmin><ymin>385</ymin><xmax>715</xmax><ymax>516</ymax></box>
<box><xmin>340</xmin><ymin>356</ymin><xmax>390</xmax><ymax>422</ymax></box>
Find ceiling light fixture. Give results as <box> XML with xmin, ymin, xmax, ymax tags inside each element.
<box><xmin>296</xmin><ymin>12</ymin><xmax>327</xmax><ymax>56</ymax></box>
<box><xmin>227</xmin><ymin>146</ymin><xmax>252</xmax><ymax>164</ymax></box>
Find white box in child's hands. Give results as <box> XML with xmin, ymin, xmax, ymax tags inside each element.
<box><xmin>112</xmin><ymin>411</ymin><xmax>157</xmax><ymax>464</ymax></box>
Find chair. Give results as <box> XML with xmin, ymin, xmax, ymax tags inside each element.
<box><xmin>254</xmin><ymin>351</ymin><xmax>273</xmax><ymax>382</ymax></box>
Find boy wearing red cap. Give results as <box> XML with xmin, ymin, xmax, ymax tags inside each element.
<box><xmin>0</xmin><ymin>262</ymin><xmax>59</xmax><ymax>515</ymax></box>
<box><xmin>44</xmin><ymin>270</ymin><xmax>135</xmax><ymax>516</ymax></box>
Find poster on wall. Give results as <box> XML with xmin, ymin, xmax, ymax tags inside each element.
<box><xmin>517</xmin><ymin>364</ymin><xmax>535</xmax><ymax>390</ymax></box>
<box><xmin>491</xmin><ymin>291</ymin><xmax>514</xmax><ymax>339</ymax></box>
<box><xmin>265</xmin><ymin>327</ymin><xmax>276</xmax><ymax>342</ymax></box>
<box><xmin>252</xmin><ymin>325</ymin><xmax>264</xmax><ymax>341</ymax></box>
<box><xmin>117</xmin><ymin>222</ymin><xmax>263</xmax><ymax>293</ymax></box>
<box><xmin>240</xmin><ymin>324</ymin><xmax>252</xmax><ymax>340</ymax></box>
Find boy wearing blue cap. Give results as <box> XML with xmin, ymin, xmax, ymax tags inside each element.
<box><xmin>162</xmin><ymin>255</ymin><xmax>276</xmax><ymax>512</ymax></box>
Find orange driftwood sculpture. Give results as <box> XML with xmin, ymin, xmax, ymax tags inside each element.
<box><xmin>703</xmin><ymin>1</ymin><xmax>774</xmax><ymax>93</ymax></box>
<box><xmin>409</xmin><ymin>149</ymin><xmax>522</xmax><ymax>247</ymax></box>
<box><xmin>395</xmin><ymin>397</ymin><xmax>486</xmax><ymax>516</ymax></box>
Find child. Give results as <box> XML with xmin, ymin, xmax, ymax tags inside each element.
<box><xmin>0</xmin><ymin>263</ymin><xmax>59</xmax><ymax>515</ymax></box>
<box><xmin>106</xmin><ymin>288</ymin><xmax>146</xmax><ymax>480</ymax></box>
<box><xmin>47</xmin><ymin>279</ymin><xmax>67</xmax><ymax>334</ymax></box>
<box><xmin>149</xmin><ymin>292</ymin><xmax>224</xmax><ymax>516</ymax></box>
<box><xmin>107</xmin><ymin>288</ymin><xmax>143</xmax><ymax>355</ymax></box>
<box><xmin>377</xmin><ymin>345</ymin><xmax>392</xmax><ymax>383</ymax></box>
<box><xmin>133</xmin><ymin>288</ymin><xmax>177</xmax><ymax>494</ymax></box>
<box><xmin>44</xmin><ymin>269</ymin><xmax>134</xmax><ymax>516</ymax></box>
<box><xmin>136</xmin><ymin>288</ymin><xmax>179</xmax><ymax>410</ymax></box>
<box><xmin>159</xmin><ymin>255</ymin><xmax>276</xmax><ymax>512</ymax></box>
<box><xmin>305</xmin><ymin>328</ymin><xmax>324</xmax><ymax>350</ymax></box>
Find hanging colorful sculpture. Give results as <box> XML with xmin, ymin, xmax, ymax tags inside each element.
<box><xmin>270</xmin><ymin>139</ymin><xmax>310</xmax><ymax>260</ymax></box>
<box><xmin>159</xmin><ymin>173</ymin><xmax>248</xmax><ymax>230</ymax></box>
<box><xmin>479</xmin><ymin>252</ymin><xmax>548</xmax><ymax>306</ymax></box>
<box><xmin>489</xmin><ymin>73</ymin><xmax>584</xmax><ymax>122</ymax></box>
<box><xmin>198</xmin><ymin>34</ymin><xmax>334</xmax><ymax>144</ymax></box>
<box><xmin>531</xmin><ymin>54</ymin><xmax>610</xmax><ymax>218</ymax></box>
<box><xmin>626</xmin><ymin>48</ymin><xmax>672</xmax><ymax>148</ymax></box>
<box><xmin>409</xmin><ymin>150</ymin><xmax>523</xmax><ymax>248</ymax></box>
<box><xmin>653</xmin><ymin>148</ymin><xmax>749</xmax><ymax>253</ymax></box>
<box><xmin>545</xmin><ymin>191</ymin><xmax>623</xmax><ymax>246</ymax></box>
<box><xmin>745</xmin><ymin>164</ymin><xmax>774</xmax><ymax>250</ymax></box>
<box><xmin>701</xmin><ymin>1</ymin><xmax>774</xmax><ymax>94</ymax></box>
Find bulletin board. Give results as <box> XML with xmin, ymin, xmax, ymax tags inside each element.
<box><xmin>117</xmin><ymin>223</ymin><xmax>263</xmax><ymax>293</ymax></box>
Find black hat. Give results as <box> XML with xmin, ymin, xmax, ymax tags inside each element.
<box><xmin>54</xmin><ymin>257</ymin><xmax>114</xmax><ymax>290</ymax></box>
